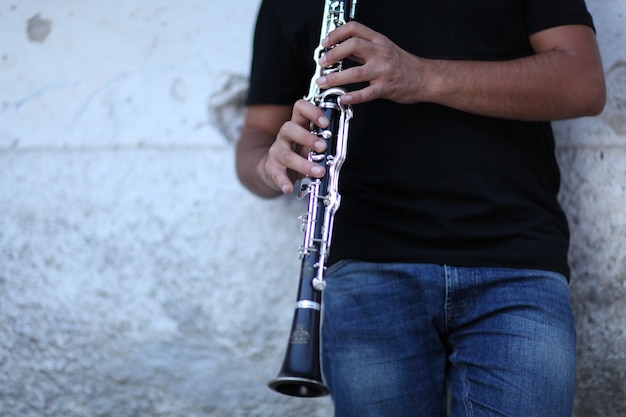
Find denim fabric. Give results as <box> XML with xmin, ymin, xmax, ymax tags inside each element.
<box><xmin>321</xmin><ymin>261</ymin><xmax>576</xmax><ymax>417</ymax></box>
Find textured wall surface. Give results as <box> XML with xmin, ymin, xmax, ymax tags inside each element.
<box><xmin>0</xmin><ymin>0</ymin><xmax>624</xmax><ymax>416</ymax></box>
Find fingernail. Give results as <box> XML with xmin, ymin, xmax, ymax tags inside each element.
<box><xmin>281</xmin><ymin>184</ymin><xmax>291</xmax><ymax>194</ymax></box>
<box><xmin>318</xmin><ymin>116</ymin><xmax>329</xmax><ymax>127</ymax></box>
<box><xmin>317</xmin><ymin>76</ymin><xmax>327</xmax><ymax>87</ymax></box>
<box><xmin>319</xmin><ymin>54</ymin><xmax>327</xmax><ymax>65</ymax></box>
<box><xmin>311</xmin><ymin>166</ymin><xmax>324</xmax><ymax>176</ymax></box>
<box><xmin>314</xmin><ymin>140</ymin><xmax>326</xmax><ymax>151</ymax></box>
<box><xmin>342</xmin><ymin>94</ymin><xmax>353</xmax><ymax>103</ymax></box>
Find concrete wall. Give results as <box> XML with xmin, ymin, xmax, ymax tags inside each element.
<box><xmin>0</xmin><ymin>1</ymin><xmax>623</xmax><ymax>416</ymax></box>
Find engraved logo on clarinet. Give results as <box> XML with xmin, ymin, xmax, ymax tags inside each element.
<box><xmin>290</xmin><ymin>325</ymin><xmax>310</xmax><ymax>344</ymax></box>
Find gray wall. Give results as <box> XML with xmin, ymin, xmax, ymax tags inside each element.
<box><xmin>0</xmin><ymin>0</ymin><xmax>624</xmax><ymax>416</ymax></box>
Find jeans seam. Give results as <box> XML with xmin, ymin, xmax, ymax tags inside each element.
<box><xmin>460</xmin><ymin>363</ymin><xmax>473</xmax><ymax>417</ymax></box>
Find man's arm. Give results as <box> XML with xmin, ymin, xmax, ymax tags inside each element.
<box><xmin>318</xmin><ymin>22</ymin><xmax>606</xmax><ymax>121</ymax></box>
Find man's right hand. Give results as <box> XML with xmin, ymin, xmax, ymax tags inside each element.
<box><xmin>236</xmin><ymin>100</ymin><xmax>329</xmax><ymax>198</ymax></box>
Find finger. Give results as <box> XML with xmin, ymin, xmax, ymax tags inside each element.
<box><xmin>339</xmin><ymin>83</ymin><xmax>382</xmax><ymax>105</ymax></box>
<box><xmin>320</xmin><ymin>37</ymin><xmax>369</xmax><ymax>69</ymax></box>
<box><xmin>272</xmin><ymin>123</ymin><xmax>327</xmax><ymax>176</ymax></box>
<box><xmin>263</xmin><ymin>145</ymin><xmax>298</xmax><ymax>195</ymax></box>
<box><xmin>322</xmin><ymin>21</ymin><xmax>375</xmax><ymax>48</ymax></box>
<box><xmin>292</xmin><ymin>99</ymin><xmax>329</xmax><ymax>129</ymax></box>
<box><xmin>317</xmin><ymin>62</ymin><xmax>374</xmax><ymax>90</ymax></box>
<box><xmin>268</xmin><ymin>142</ymin><xmax>326</xmax><ymax>186</ymax></box>
<box><xmin>269</xmin><ymin>166</ymin><xmax>295</xmax><ymax>195</ymax></box>
<box><xmin>281</xmin><ymin>118</ymin><xmax>328</xmax><ymax>155</ymax></box>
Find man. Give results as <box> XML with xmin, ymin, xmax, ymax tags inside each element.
<box><xmin>236</xmin><ymin>0</ymin><xmax>606</xmax><ymax>416</ymax></box>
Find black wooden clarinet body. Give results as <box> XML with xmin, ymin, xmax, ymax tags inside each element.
<box><xmin>267</xmin><ymin>0</ymin><xmax>357</xmax><ymax>398</ymax></box>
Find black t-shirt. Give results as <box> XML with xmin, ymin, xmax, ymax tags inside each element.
<box><xmin>247</xmin><ymin>0</ymin><xmax>595</xmax><ymax>278</ymax></box>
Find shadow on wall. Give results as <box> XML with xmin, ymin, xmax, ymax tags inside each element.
<box><xmin>209</xmin><ymin>74</ymin><xmax>248</xmax><ymax>144</ymax></box>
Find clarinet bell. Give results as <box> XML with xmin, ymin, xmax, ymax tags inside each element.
<box><xmin>268</xmin><ymin>374</ymin><xmax>330</xmax><ymax>398</ymax></box>
<box><xmin>267</xmin><ymin>308</ymin><xmax>330</xmax><ymax>397</ymax></box>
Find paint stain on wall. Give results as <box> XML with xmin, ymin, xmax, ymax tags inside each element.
<box><xmin>27</xmin><ymin>13</ymin><xmax>52</xmax><ymax>43</ymax></box>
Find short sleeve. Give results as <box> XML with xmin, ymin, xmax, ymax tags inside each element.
<box><xmin>246</xmin><ymin>0</ymin><xmax>318</xmax><ymax>105</ymax></box>
<box><xmin>525</xmin><ymin>0</ymin><xmax>595</xmax><ymax>35</ymax></box>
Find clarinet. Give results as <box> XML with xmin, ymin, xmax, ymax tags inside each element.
<box><xmin>267</xmin><ymin>0</ymin><xmax>357</xmax><ymax>398</ymax></box>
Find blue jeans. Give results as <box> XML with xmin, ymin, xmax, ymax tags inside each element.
<box><xmin>321</xmin><ymin>261</ymin><xmax>576</xmax><ymax>417</ymax></box>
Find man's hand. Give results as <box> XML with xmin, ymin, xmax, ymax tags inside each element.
<box><xmin>265</xmin><ymin>100</ymin><xmax>330</xmax><ymax>194</ymax></box>
<box><xmin>317</xmin><ymin>21</ymin><xmax>425</xmax><ymax>105</ymax></box>
<box><xmin>236</xmin><ymin>101</ymin><xmax>329</xmax><ymax>198</ymax></box>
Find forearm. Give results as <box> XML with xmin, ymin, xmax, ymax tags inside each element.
<box><xmin>236</xmin><ymin>126</ymin><xmax>282</xmax><ymax>199</ymax></box>
<box><xmin>422</xmin><ymin>50</ymin><xmax>606</xmax><ymax>121</ymax></box>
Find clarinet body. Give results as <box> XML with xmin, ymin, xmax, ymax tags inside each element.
<box><xmin>267</xmin><ymin>0</ymin><xmax>357</xmax><ymax>398</ymax></box>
